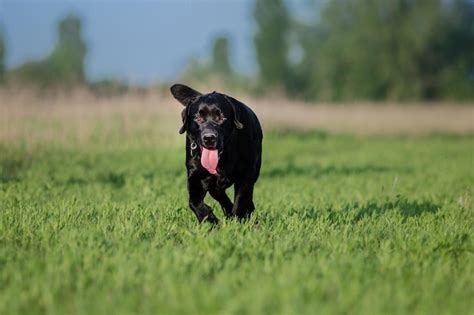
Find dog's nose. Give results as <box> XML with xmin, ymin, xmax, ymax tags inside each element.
<box><xmin>202</xmin><ymin>133</ymin><xmax>217</xmax><ymax>145</ymax></box>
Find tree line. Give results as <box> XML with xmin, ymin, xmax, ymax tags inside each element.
<box><xmin>182</xmin><ymin>0</ymin><xmax>474</xmax><ymax>101</ymax></box>
<box><xmin>1</xmin><ymin>15</ymin><xmax>86</xmax><ymax>88</ymax></box>
<box><xmin>252</xmin><ymin>0</ymin><xmax>474</xmax><ymax>101</ymax></box>
<box><xmin>1</xmin><ymin>0</ymin><xmax>473</xmax><ymax>101</ymax></box>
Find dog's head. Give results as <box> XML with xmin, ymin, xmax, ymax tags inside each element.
<box><xmin>170</xmin><ymin>84</ymin><xmax>243</xmax><ymax>151</ymax></box>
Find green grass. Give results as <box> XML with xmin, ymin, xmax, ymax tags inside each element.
<box><xmin>0</xmin><ymin>131</ymin><xmax>473</xmax><ymax>315</ymax></box>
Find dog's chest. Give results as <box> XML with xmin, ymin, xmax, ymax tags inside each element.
<box><xmin>216</xmin><ymin>172</ymin><xmax>233</xmax><ymax>189</ymax></box>
<box><xmin>188</xmin><ymin>155</ymin><xmax>233</xmax><ymax>187</ymax></box>
<box><xmin>200</xmin><ymin>172</ymin><xmax>232</xmax><ymax>190</ymax></box>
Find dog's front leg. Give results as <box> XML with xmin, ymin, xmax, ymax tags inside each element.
<box><xmin>188</xmin><ymin>176</ymin><xmax>218</xmax><ymax>224</ymax></box>
<box><xmin>233</xmin><ymin>181</ymin><xmax>255</xmax><ymax>219</ymax></box>
<box><xmin>209</xmin><ymin>187</ymin><xmax>234</xmax><ymax>218</ymax></box>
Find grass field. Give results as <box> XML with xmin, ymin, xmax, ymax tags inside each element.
<box><xmin>1</xmin><ymin>92</ymin><xmax>473</xmax><ymax>314</ymax></box>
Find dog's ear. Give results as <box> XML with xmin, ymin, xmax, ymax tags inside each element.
<box><xmin>178</xmin><ymin>107</ymin><xmax>188</xmax><ymax>134</ymax></box>
<box><xmin>224</xmin><ymin>95</ymin><xmax>244</xmax><ymax>129</ymax></box>
<box><xmin>170</xmin><ymin>84</ymin><xmax>202</xmax><ymax>134</ymax></box>
<box><xmin>170</xmin><ymin>84</ymin><xmax>202</xmax><ymax>106</ymax></box>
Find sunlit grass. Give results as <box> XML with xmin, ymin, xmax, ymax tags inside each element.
<box><xmin>1</xmin><ymin>123</ymin><xmax>473</xmax><ymax>314</ymax></box>
<box><xmin>1</xmin><ymin>91</ymin><xmax>473</xmax><ymax>314</ymax></box>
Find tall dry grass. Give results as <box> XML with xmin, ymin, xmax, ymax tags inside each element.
<box><xmin>1</xmin><ymin>88</ymin><xmax>473</xmax><ymax>147</ymax></box>
<box><xmin>0</xmin><ymin>89</ymin><xmax>180</xmax><ymax>147</ymax></box>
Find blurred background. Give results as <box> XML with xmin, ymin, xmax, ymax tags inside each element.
<box><xmin>0</xmin><ymin>0</ymin><xmax>473</xmax><ymax>142</ymax></box>
<box><xmin>2</xmin><ymin>3</ymin><xmax>474</xmax><ymax>314</ymax></box>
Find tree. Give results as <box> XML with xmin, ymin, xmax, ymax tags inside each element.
<box><xmin>296</xmin><ymin>0</ymin><xmax>474</xmax><ymax>101</ymax></box>
<box><xmin>0</xmin><ymin>30</ymin><xmax>5</xmax><ymax>83</ymax></box>
<box><xmin>435</xmin><ymin>0</ymin><xmax>474</xmax><ymax>100</ymax></box>
<box><xmin>253</xmin><ymin>0</ymin><xmax>290</xmax><ymax>88</ymax></box>
<box><xmin>48</xmin><ymin>14</ymin><xmax>87</xmax><ymax>83</ymax></box>
<box><xmin>11</xmin><ymin>14</ymin><xmax>87</xmax><ymax>87</ymax></box>
<box><xmin>212</xmin><ymin>36</ymin><xmax>232</xmax><ymax>76</ymax></box>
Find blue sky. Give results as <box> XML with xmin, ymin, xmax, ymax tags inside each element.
<box><xmin>0</xmin><ymin>0</ymin><xmax>313</xmax><ymax>84</ymax></box>
<box><xmin>1</xmin><ymin>0</ymin><xmax>259</xmax><ymax>84</ymax></box>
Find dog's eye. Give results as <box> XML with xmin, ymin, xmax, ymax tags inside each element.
<box><xmin>215</xmin><ymin>109</ymin><xmax>221</xmax><ymax>116</ymax></box>
<box><xmin>214</xmin><ymin>114</ymin><xmax>226</xmax><ymax>124</ymax></box>
<box><xmin>194</xmin><ymin>112</ymin><xmax>205</xmax><ymax>124</ymax></box>
<box><xmin>198</xmin><ymin>109</ymin><xmax>205</xmax><ymax>117</ymax></box>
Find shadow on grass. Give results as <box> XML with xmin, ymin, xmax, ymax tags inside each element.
<box><xmin>63</xmin><ymin>171</ymin><xmax>126</xmax><ymax>188</ymax></box>
<box><xmin>344</xmin><ymin>197</ymin><xmax>440</xmax><ymax>222</ymax></box>
<box><xmin>285</xmin><ymin>196</ymin><xmax>440</xmax><ymax>224</ymax></box>
<box><xmin>262</xmin><ymin>161</ymin><xmax>407</xmax><ymax>178</ymax></box>
<box><xmin>0</xmin><ymin>153</ymin><xmax>32</xmax><ymax>183</ymax></box>
<box><xmin>97</xmin><ymin>172</ymin><xmax>126</xmax><ymax>188</ymax></box>
<box><xmin>62</xmin><ymin>169</ymin><xmax>181</xmax><ymax>189</ymax></box>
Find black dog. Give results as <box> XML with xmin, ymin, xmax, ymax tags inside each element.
<box><xmin>170</xmin><ymin>84</ymin><xmax>263</xmax><ymax>224</ymax></box>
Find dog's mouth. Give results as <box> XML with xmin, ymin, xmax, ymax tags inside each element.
<box><xmin>202</xmin><ymin>144</ymin><xmax>217</xmax><ymax>150</ymax></box>
<box><xmin>200</xmin><ymin>146</ymin><xmax>219</xmax><ymax>175</ymax></box>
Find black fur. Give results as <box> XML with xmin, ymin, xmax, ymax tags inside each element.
<box><xmin>170</xmin><ymin>84</ymin><xmax>263</xmax><ymax>223</ymax></box>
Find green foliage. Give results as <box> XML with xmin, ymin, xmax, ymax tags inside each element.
<box><xmin>88</xmin><ymin>79</ymin><xmax>130</xmax><ymax>96</ymax></box>
<box><xmin>182</xmin><ymin>35</ymin><xmax>233</xmax><ymax>81</ymax></box>
<box><xmin>212</xmin><ymin>36</ymin><xmax>232</xmax><ymax>76</ymax></box>
<box><xmin>181</xmin><ymin>36</ymin><xmax>258</xmax><ymax>94</ymax></box>
<box><xmin>1</xmin><ymin>130</ymin><xmax>473</xmax><ymax>314</ymax></box>
<box><xmin>0</xmin><ymin>30</ymin><xmax>5</xmax><ymax>83</ymax></box>
<box><xmin>254</xmin><ymin>0</ymin><xmax>290</xmax><ymax>89</ymax></box>
<box><xmin>48</xmin><ymin>15</ymin><xmax>86</xmax><ymax>83</ymax></box>
<box><xmin>295</xmin><ymin>0</ymin><xmax>474</xmax><ymax>101</ymax></box>
<box><xmin>10</xmin><ymin>14</ymin><xmax>86</xmax><ymax>88</ymax></box>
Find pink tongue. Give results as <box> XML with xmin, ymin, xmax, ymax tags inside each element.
<box><xmin>201</xmin><ymin>148</ymin><xmax>218</xmax><ymax>175</ymax></box>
